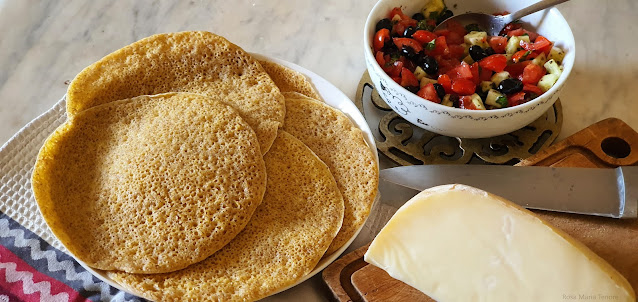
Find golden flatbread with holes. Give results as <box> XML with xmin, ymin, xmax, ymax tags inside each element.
<box><xmin>259</xmin><ymin>59</ymin><xmax>322</xmax><ymax>100</ymax></box>
<box><xmin>66</xmin><ymin>31</ymin><xmax>284</xmax><ymax>154</ymax></box>
<box><xmin>32</xmin><ymin>92</ymin><xmax>266</xmax><ymax>274</ymax></box>
<box><xmin>283</xmin><ymin>97</ymin><xmax>378</xmax><ymax>254</ymax></box>
<box><xmin>108</xmin><ymin>131</ymin><xmax>344</xmax><ymax>301</ymax></box>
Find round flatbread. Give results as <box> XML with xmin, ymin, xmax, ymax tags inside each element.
<box><xmin>32</xmin><ymin>92</ymin><xmax>266</xmax><ymax>274</ymax></box>
<box><xmin>108</xmin><ymin>131</ymin><xmax>344</xmax><ymax>301</ymax></box>
<box><xmin>66</xmin><ymin>31</ymin><xmax>284</xmax><ymax>154</ymax></box>
<box><xmin>259</xmin><ymin>59</ymin><xmax>322</xmax><ymax>100</ymax></box>
<box><xmin>283</xmin><ymin>97</ymin><xmax>379</xmax><ymax>254</ymax></box>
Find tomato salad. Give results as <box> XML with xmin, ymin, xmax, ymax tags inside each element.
<box><xmin>372</xmin><ymin>5</ymin><xmax>565</xmax><ymax>110</ymax></box>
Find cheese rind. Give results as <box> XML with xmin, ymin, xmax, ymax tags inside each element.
<box><xmin>364</xmin><ymin>184</ymin><xmax>635</xmax><ymax>302</ymax></box>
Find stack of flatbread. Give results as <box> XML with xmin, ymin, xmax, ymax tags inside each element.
<box><xmin>31</xmin><ymin>31</ymin><xmax>378</xmax><ymax>301</ymax></box>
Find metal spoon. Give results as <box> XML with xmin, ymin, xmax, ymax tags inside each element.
<box><xmin>435</xmin><ymin>0</ymin><xmax>571</xmax><ymax>36</ymax></box>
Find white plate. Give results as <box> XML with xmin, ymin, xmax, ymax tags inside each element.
<box><xmin>57</xmin><ymin>54</ymin><xmax>380</xmax><ymax>298</ymax></box>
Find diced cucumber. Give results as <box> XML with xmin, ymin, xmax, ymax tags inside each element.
<box><xmin>485</xmin><ymin>89</ymin><xmax>507</xmax><ymax>108</ymax></box>
<box><xmin>414</xmin><ymin>66</ymin><xmax>427</xmax><ymax>81</ymax></box>
<box><xmin>470</xmin><ymin>93</ymin><xmax>486</xmax><ymax>110</ymax></box>
<box><xmin>518</xmin><ymin>35</ymin><xmax>531</xmax><ymax>44</ymax></box>
<box><xmin>548</xmin><ymin>47</ymin><xmax>566</xmax><ymax>64</ymax></box>
<box><xmin>441</xmin><ymin>94</ymin><xmax>454</xmax><ymax>107</ymax></box>
<box><xmin>462</xmin><ymin>55</ymin><xmax>475</xmax><ymax>64</ymax></box>
<box><xmin>532</xmin><ymin>53</ymin><xmax>547</xmax><ymax>66</ymax></box>
<box><xmin>480</xmin><ymin>81</ymin><xmax>494</xmax><ymax>93</ymax></box>
<box><xmin>538</xmin><ymin>74</ymin><xmax>559</xmax><ymax>92</ymax></box>
<box><xmin>464</xmin><ymin>31</ymin><xmax>489</xmax><ymax>49</ymax></box>
<box><xmin>423</xmin><ymin>0</ymin><xmax>446</xmax><ymax>18</ymax></box>
<box><xmin>544</xmin><ymin>59</ymin><xmax>562</xmax><ymax>76</ymax></box>
<box><xmin>420</xmin><ymin>77</ymin><xmax>438</xmax><ymax>88</ymax></box>
<box><xmin>491</xmin><ymin>71</ymin><xmax>510</xmax><ymax>86</ymax></box>
<box><xmin>505</xmin><ymin>36</ymin><xmax>521</xmax><ymax>54</ymax></box>
<box><xmin>505</xmin><ymin>53</ymin><xmax>513</xmax><ymax>63</ymax></box>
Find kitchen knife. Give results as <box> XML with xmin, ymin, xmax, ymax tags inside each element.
<box><xmin>380</xmin><ymin>165</ymin><xmax>638</xmax><ymax>219</ymax></box>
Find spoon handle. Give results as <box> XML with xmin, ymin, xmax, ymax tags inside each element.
<box><xmin>510</xmin><ymin>0</ymin><xmax>571</xmax><ymax>21</ymax></box>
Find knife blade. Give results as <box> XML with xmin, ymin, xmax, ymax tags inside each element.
<box><xmin>380</xmin><ymin>165</ymin><xmax>638</xmax><ymax>219</ymax></box>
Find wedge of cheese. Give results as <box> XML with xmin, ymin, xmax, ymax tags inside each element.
<box><xmin>364</xmin><ymin>184</ymin><xmax>635</xmax><ymax>302</ymax></box>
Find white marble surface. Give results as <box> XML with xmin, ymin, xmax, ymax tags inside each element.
<box><xmin>2</xmin><ymin>0</ymin><xmax>638</xmax><ymax>300</ymax></box>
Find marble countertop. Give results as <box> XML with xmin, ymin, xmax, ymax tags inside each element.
<box><xmin>2</xmin><ymin>0</ymin><xmax>637</xmax><ymax>300</ymax></box>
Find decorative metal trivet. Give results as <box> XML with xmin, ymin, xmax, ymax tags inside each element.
<box><xmin>355</xmin><ymin>71</ymin><xmax>563</xmax><ymax>166</ymax></box>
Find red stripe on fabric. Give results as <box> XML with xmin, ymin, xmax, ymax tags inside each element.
<box><xmin>0</xmin><ymin>244</ymin><xmax>89</xmax><ymax>302</ymax></box>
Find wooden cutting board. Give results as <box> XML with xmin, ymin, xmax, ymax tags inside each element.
<box><xmin>322</xmin><ymin>118</ymin><xmax>638</xmax><ymax>302</ymax></box>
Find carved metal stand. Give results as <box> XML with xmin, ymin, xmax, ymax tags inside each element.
<box><xmin>355</xmin><ymin>71</ymin><xmax>563</xmax><ymax>166</ymax></box>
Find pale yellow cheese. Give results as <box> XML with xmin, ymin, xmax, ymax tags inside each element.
<box><xmin>364</xmin><ymin>184</ymin><xmax>635</xmax><ymax>302</ymax></box>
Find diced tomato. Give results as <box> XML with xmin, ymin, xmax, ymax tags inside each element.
<box><xmin>412</xmin><ymin>30</ymin><xmax>437</xmax><ymax>45</ymax></box>
<box><xmin>479</xmin><ymin>66</ymin><xmax>493</xmax><ymax>81</ymax></box>
<box><xmin>446</xmin><ymin>31</ymin><xmax>465</xmax><ymax>45</ymax></box>
<box><xmin>520</xmin><ymin>35</ymin><xmax>552</xmax><ymax>55</ymax></box>
<box><xmin>493</xmin><ymin>11</ymin><xmax>510</xmax><ymax>16</ymax></box>
<box><xmin>523</xmin><ymin>84</ymin><xmax>543</xmax><ymax>95</ymax></box>
<box><xmin>389</xmin><ymin>7</ymin><xmax>408</xmax><ymax>21</ymax></box>
<box><xmin>488</xmin><ymin>36</ymin><xmax>508</xmax><ymax>54</ymax></box>
<box><xmin>504</xmin><ymin>60</ymin><xmax>532</xmax><ymax>77</ymax></box>
<box><xmin>400</xmin><ymin>67</ymin><xmax>420</xmax><ymax>87</ymax></box>
<box><xmin>437</xmin><ymin>74</ymin><xmax>453</xmax><ymax>94</ymax></box>
<box><xmin>459</xmin><ymin>95</ymin><xmax>478</xmax><ymax>110</ymax></box>
<box><xmin>507</xmin><ymin>28</ymin><xmax>539</xmax><ymax>41</ymax></box>
<box><xmin>511</xmin><ymin>50</ymin><xmax>538</xmax><ymax>63</ymax></box>
<box><xmin>451</xmin><ymin>78</ymin><xmax>475</xmax><ymax>95</ymax></box>
<box><xmin>394</xmin><ymin>23</ymin><xmax>406</xmax><ymax>37</ymax></box>
<box><xmin>374</xmin><ymin>29</ymin><xmax>390</xmax><ymax>52</ymax></box>
<box><xmin>393</xmin><ymin>37</ymin><xmax>423</xmax><ymax>53</ymax></box>
<box><xmin>446</xmin><ymin>62</ymin><xmax>473</xmax><ymax>81</ymax></box>
<box><xmin>434</xmin><ymin>29</ymin><xmax>450</xmax><ymax>37</ymax></box>
<box><xmin>375</xmin><ymin>51</ymin><xmax>385</xmax><ymax>67</ymax></box>
<box><xmin>417</xmin><ymin>83</ymin><xmax>441</xmax><ymax>103</ymax></box>
<box><xmin>499</xmin><ymin>22</ymin><xmax>523</xmax><ymax>36</ymax></box>
<box><xmin>428</xmin><ymin>36</ymin><xmax>449</xmax><ymax>57</ymax></box>
<box><xmin>535</xmin><ymin>36</ymin><xmax>553</xmax><ymax>55</ymax></box>
<box><xmin>469</xmin><ymin>62</ymin><xmax>480</xmax><ymax>85</ymax></box>
<box><xmin>447</xmin><ymin>20</ymin><xmax>467</xmax><ymax>35</ymax></box>
<box><xmin>446</xmin><ymin>20</ymin><xmax>467</xmax><ymax>44</ymax></box>
<box><xmin>521</xmin><ymin>63</ymin><xmax>545</xmax><ymax>85</ymax></box>
<box><xmin>384</xmin><ymin>60</ymin><xmax>404</xmax><ymax>78</ymax></box>
<box><xmin>437</xmin><ymin>57</ymin><xmax>460</xmax><ymax>75</ymax></box>
<box><xmin>479</xmin><ymin>54</ymin><xmax>507</xmax><ymax>72</ymax></box>
<box><xmin>398</xmin><ymin>56</ymin><xmax>417</xmax><ymax>72</ymax></box>
<box><xmin>392</xmin><ymin>76</ymin><xmax>401</xmax><ymax>84</ymax></box>
<box><xmin>508</xmin><ymin>92</ymin><xmax>526</xmax><ymax>107</ymax></box>
<box><xmin>426</xmin><ymin>19</ymin><xmax>437</xmax><ymax>28</ymax></box>
<box><xmin>448</xmin><ymin>44</ymin><xmax>466</xmax><ymax>60</ymax></box>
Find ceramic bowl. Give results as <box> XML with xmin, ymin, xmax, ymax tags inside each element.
<box><xmin>363</xmin><ymin>0</ymin><xmax>575</xmax><ymax>138</ymax></box>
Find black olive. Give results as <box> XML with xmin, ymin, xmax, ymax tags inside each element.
<box><xmin>419</xmin><ymin>55</ymin><xmax>439</xmax><ymax>75</ymax></box>
<box><xmin>433</xmin><ymin>83</ymin><xmax>446</xmax><ymax>99</ymax></box>
<box><xmin>403</xmin><ymin>26</ymin><xmax>416</xmax><ymax>38</ymax></box>
<box><xmin>476</xmin><ymin>86</ymin><xmax>488</xmax><ymax>102</ymax></box>
<box><xmin>469</xmin><ymin>45</ymin><xmax>487</xmax><ymax>62</ymax></box>
<box><xmin>484</xmin><ymin>47</ymin><xmax>495</xmax><ymax>56</ymax></box>
<box><xmin>375</xmin><ymin>18</ymin><xmax>393</xmax><ymax>32</ymax></box>
<box><xmin>497</xmin><ymin>78</ymin><xmax>524</xmax><ymax>95</ymax></box>
<box><xmin>405</xmin><ymin>85</ymin><xmax>420</xmax><ymax>94</ymax></box>
<box><xmin>436</xmin><ymin>10</ymin><xmax>454</xmax><ymax>24</ymax></box>
<box><xmin>382</xmin><ymin>43</ymin><xmax>399</xmax><ymax>56</ymax></box>
<box><xmin>381</xmin><ymin>35</ymin><xmax>397</xmax><ymax>53</ymax></box>
<box><xmin>449</xmin><ymin>94</ymin><xmax>461</xmax><ymax>108</ymax></box>
<box><xmin>400</xmin><ymin>45</ymin><xmax>418</xmax><ymax>60</ymax></box>
<box><xmin>412</xmin><ymin>13</ymin><xmax>425</xmax><ymax>21</ymax></box>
